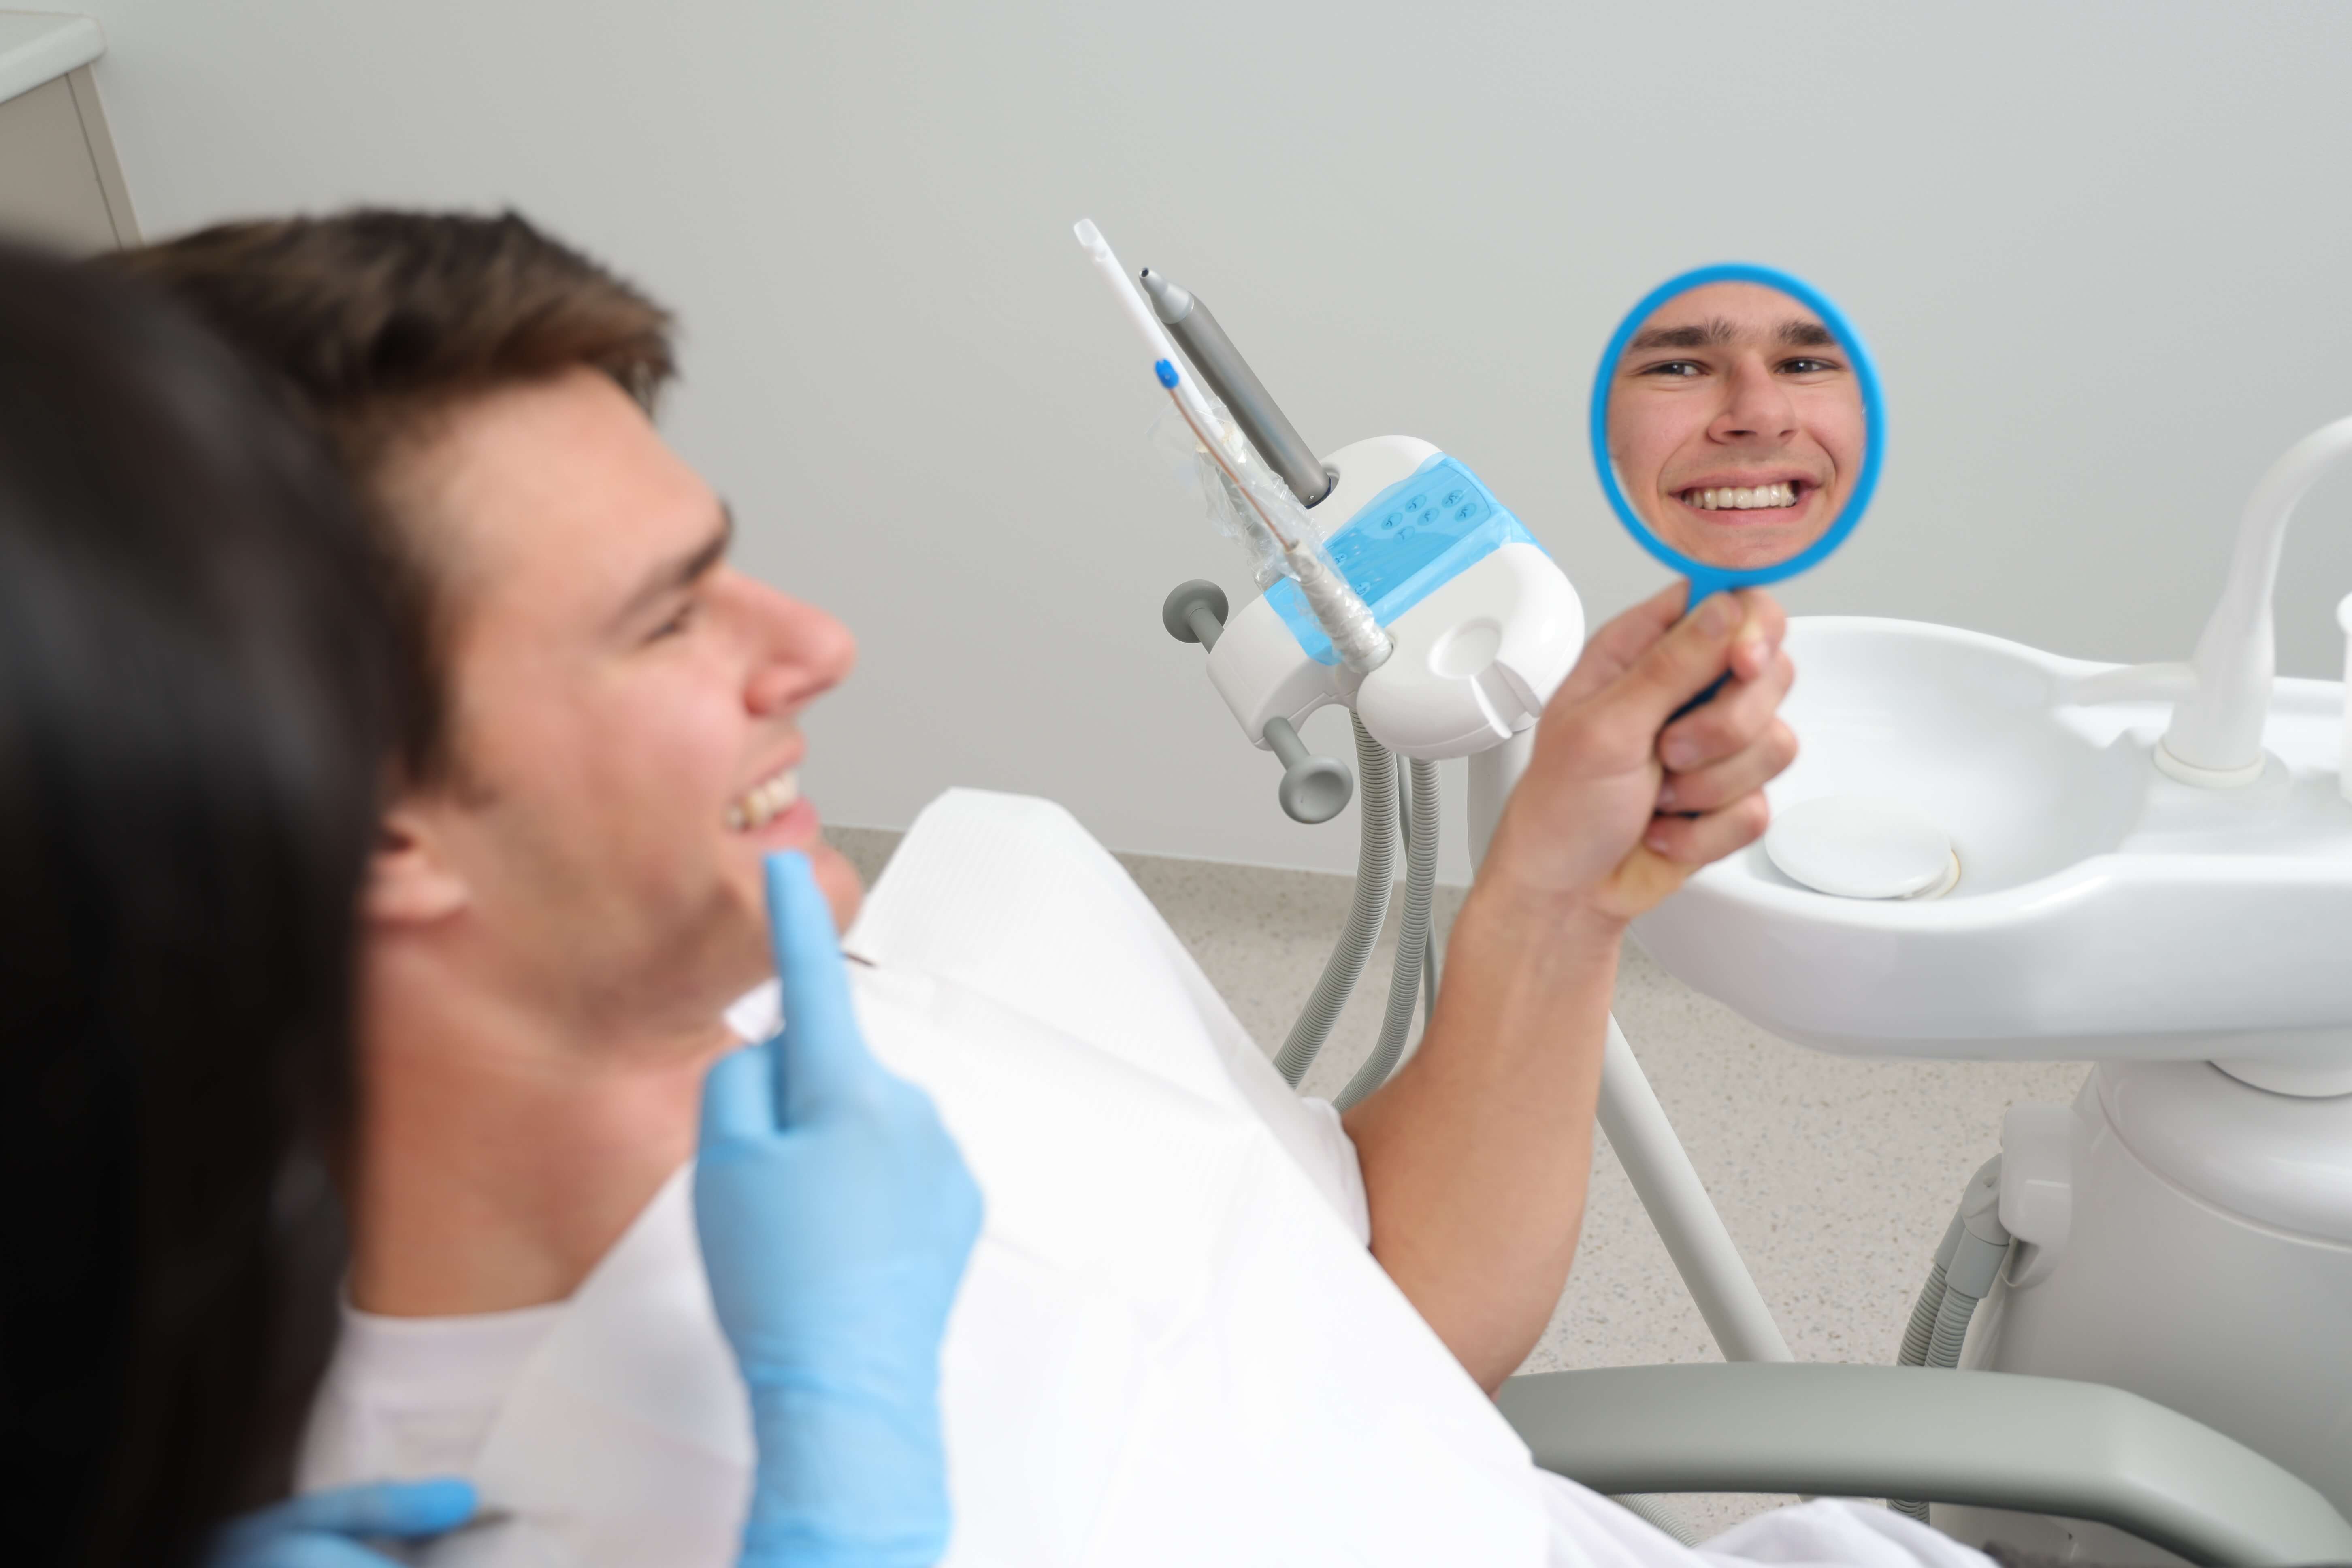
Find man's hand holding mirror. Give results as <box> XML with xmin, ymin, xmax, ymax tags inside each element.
<box><xmin>1579</xmin><ymin>262</ymin><xmax>1882</xmax><ymax>851</ymax></box>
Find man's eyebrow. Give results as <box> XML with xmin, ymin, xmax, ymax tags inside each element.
<box><xmin>613</xmin><ymin>502</ymin><xmax>733</xmax><ymax>630</ymax></box>
<box><xmin>1626</xmin><ymin>317</ymin><xmax>1840</xmax><ymax>353</ymax></box>
<box><xmin>1627</xmin><ymin>317</ymin><xmax>1736</xmax><ymax>352</ymax></box>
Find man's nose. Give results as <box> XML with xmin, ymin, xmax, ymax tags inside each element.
<box><xmin>1711</xmin><ymin>358</ymin><xmax>1798</xmax><ymax>444</ymax></box>
<box><xmin>739</xmin><ymin>577</ymin><xmax>857</xmax><ymax>714</ymax></box>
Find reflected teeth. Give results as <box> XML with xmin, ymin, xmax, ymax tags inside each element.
<box><xmin>1685</xmin><ymin>482</ymin><xmax>1797</xmax><ymax>510</ymax></box>
<box><xmin>725</xmin><ymin>769</ymin><xmax>801</xmax><ymax>832</ymax></box>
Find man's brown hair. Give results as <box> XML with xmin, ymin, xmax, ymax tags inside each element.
<box><xmin>106</xmin><ymin>209</ymin><xmax>677</xmax><ymax>787</ymax></box>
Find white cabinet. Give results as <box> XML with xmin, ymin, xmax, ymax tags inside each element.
<box><xmin>0</xmin><ymin>13</ymin><xmax>135</xmax><ymax>251</ymax></box>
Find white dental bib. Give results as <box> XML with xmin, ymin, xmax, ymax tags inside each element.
<box><xmin>313</xmin><ymin>788</ymin><xmax>1544</xmax><ymax>1566</ymax></box>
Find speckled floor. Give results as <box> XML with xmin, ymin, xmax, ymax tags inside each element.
<box><xmin>827</xmin><ymin>825</ymin><xmax>2087</xmax><ymax>1536</ymax></box>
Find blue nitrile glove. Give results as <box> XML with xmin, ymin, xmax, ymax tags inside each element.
<box><xmin>695</xmin><ymin>852</ymin><xmax>984</xmax><ymax>1568</ymax></box>
<box><xmin>208</xmin><ymin>1479</ymin><xmax>477</xmax><ymax>1567</ymax></box>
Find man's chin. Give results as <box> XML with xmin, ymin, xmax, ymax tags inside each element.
<box><xmin>719</xmin><ymin>835</ymin><xmax>865</xmax><ymax>1001</ymax></box>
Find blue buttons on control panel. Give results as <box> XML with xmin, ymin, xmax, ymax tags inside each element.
<box><xmin>1265</xmin><ymin>452</ymin><xmax>1543</xmax><ymax>666</ymax></box>
<box><xmin>1321</xmin><ymin>458</ymin><xmax>1496</xmax><ymax>603</ymax></box>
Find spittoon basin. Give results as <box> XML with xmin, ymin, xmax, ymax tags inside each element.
<box><xmin>1630</xmin><ymin>618</ymin><xmax>2352</xmax><ymax>1063</ymax></box>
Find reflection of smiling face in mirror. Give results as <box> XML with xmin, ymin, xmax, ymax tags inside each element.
<box><xmin>1606</xmin><ymin>282</ymin><xmax>1865</xmax><ymax>571</ymax></box>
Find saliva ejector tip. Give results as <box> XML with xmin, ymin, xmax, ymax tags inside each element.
<box><xmin>1154</xmin><ymin>358</ymin><xmax>1179</xmax><ymax>388</ymax></box>
<box><xmin>1072</xmin><ymin>218</ymin><xmax>1104</xmax><ymax>252</ymax></box>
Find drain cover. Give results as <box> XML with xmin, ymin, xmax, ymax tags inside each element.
<box><xmin>1766</xmin><ymin>796</ymin><xmax>1957</xmax><ymax>900</ymax></box>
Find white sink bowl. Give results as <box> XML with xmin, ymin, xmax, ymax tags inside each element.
<box><xmin>1632</xmin><ymin>618</ymin><xmax>2352</xmax><ymax>1063</ymax></box>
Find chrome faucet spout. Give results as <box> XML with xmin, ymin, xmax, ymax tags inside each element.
<box><xmin>2158</xmin><ymin>414</ymin><xmax>2352</xmax><ymax>786</ymax></box>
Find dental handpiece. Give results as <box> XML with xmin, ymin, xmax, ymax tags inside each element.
<box><xmin>1154</xmin><ymin>359</ymin><xmax>1391</xmax><ymax>674</ymax></box>
<box><xmin>1138</xmin><ymin>269</ymin><xmax>1334</xmax><ymax>509</ymax></box>
<box><xmin>1073</xmin><ymin>219</ymin><xmax>1389</xmax><ymax>672</ymax></box>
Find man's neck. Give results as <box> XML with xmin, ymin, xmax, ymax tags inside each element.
<box><xmin>347</xmin><ymin>944</ymin><xmax>741</xmax><ymax>1317</ymax></box>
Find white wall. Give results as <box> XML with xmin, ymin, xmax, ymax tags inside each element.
<box><xmin>81</xmin><ymin>0</ymin><xmax>2352</xmax><ymax>880</ymax></box>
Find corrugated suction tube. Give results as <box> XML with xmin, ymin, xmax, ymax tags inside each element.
<box><xmin>1615</xmin><ymin>1494</ymin><xmax>1701</xmax><ymax>1547</ymax></box>
<box><xmin>1274</xmin><ymin>715</ymin><xmax>1394</xmax><ymax>1087</ymax></box>
<box><xmin>1897</xmin><ymin>1207</ymin><xmax>1968</xmax><ymax>1370</ymax></box>
<box><xmin>1892</xmin><ymin>1156</ymin><xmax>2010</xmax><ymax>1522</ymax></box>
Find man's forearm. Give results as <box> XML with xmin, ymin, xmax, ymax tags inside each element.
<box><xmin>1341</xmin><ymin>876</ymin><xmax>1624</xmax><ymax>1393</ymax></box>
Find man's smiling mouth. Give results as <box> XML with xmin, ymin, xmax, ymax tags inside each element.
<box><xmin>725</xmin><ymin>765</ymin><xmax>800</xmax><ymax>831</ymax></box>
<box><xmin>1679</xmin><ymin>481</ymin><xmax>1799</xmax><ymax>511</ymax></box>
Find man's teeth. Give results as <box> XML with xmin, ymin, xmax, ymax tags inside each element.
<box><xmin>725</xmin><ymin>769</ymin><xmax>801</xmax><ymax>831</ymax></box>
<box><xmin>1685</xmin><ymin>482</ymin><xmax>1798</xmax><ymax>511</ymax></box>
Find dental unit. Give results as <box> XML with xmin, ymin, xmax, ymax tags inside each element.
<box><xmin>1630</xmin><ymin>415</ymin><xmax>2352</xmax><ymax>1559</ymax></box>
<box><xmin>1080</xmin><ymin>224</ymin><xmax>2352</xmax><ymax>1564</ymax></box>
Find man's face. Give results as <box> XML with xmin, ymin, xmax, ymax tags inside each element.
<box><xmin>1604</xmin><ymin>282</ymin><xmax>1866</xmax><ymax>571</ymax></box>
<box><xmin>387</xmin><ymin>367</ymin><xmax>859</xmax><ymax>1034</ymax></box>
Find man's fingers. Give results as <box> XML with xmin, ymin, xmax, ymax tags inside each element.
<box><xmin>1642</xmin><ymin>793</ymin><xmax>1772</xmax><ymax>866</ymax></box>
<box><xmin>1551</xmin><ymin>582</ymin><xmax>1688</xmax><ymax>707</ymax></box>
<box><xmin>1726</xmin><ymin>591</ymin><xmax>1787</xmax><ymax>683</ymax></box>
<box><xmin>1658</xmin><ymin>649</ymin><xmax>1796</xmax><ymax>772</ymax></box>
<box><xmin>699</xmin><ymin>1041</ymin><xmax>779</xmax><ymax>1147</ymax></box>
<box><xmin>1607</xmin><ymin>590</ymin><xmax>1748</xmax><ymax>730</ymax></box>
<box><xmin>765</xmin><ymin>851</ymin><xmax>877</xmax><ymax>1121</ymax></box>
<box><xmin>1655</xmin><ymin>721</ymin><xmax>1799</xmax><ymax>815</ymax></box>
<box><xmin>260</xmin><ymin>1479</ymin><xmax>478</xmax><ymax>1539</ymax></box>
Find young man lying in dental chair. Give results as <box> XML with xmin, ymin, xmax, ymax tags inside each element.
<box><xmin>117</xmin><ymin>211</ymin><xmax>1979</xmax><ymax>1568</ymax></box>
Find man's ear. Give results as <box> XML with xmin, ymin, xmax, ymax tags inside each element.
<box><xmin>366</xmin><ymin>800</ymin><xmax>471</xmax><ymax>925</ymax></box>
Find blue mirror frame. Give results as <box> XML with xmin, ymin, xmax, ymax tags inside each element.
<box><xmin>1588</xmin><ymin>262</ymin><xmax>1885</xmax><ymax>604</ymax></box>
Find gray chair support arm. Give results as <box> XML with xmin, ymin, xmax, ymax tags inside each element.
<box><xmin>1498</xmin><ymin>1364</ymin><xmax>2352</xmax><ymax>1568</ymax></box>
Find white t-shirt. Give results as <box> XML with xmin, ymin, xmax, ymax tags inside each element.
<box><xmin>300</xmin><ymin>1298</ymin><xmax>564</xmax><ymax>1485</ymax></box>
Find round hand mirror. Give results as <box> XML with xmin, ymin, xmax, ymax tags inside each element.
<box><xmin>1590</xmin><ymin>263</ymin><xmax>1884</xmax><ymax>604</ymax></box>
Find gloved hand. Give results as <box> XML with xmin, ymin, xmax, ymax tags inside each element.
<box><xmin>695</xmin><ymin>852</ymin><xmax>984</xmax><ymax>1568</ymax></box>
<box><xmin>207</xmin><ymin>1479</ymin><xmax>477</xmax><ymax>1567</ymax></box>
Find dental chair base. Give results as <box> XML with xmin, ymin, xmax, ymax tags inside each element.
<box><xmin>1497</xmin><ymin>1363</ymin><xmax>2352</xmax><ymax>1568</ymax></box>
<box><xmin>1949</xmin><ymin>1059</ymin><xmax>2352</xmax><ymax>1559</ymax></box>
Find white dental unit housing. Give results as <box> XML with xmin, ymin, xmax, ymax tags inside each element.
<box><xmin>1634</xmin><ymin>414</ymin><xmax>2352</xmax><ymax>1559</ymax></box>
<box><xmin>1204</xmin><ymin>433</ymin><xmax>1581</xmax><ymax>764</ymax></box>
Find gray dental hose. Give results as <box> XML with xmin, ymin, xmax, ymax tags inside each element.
<box><xmin>1891</xmin><ymin>1156</ymin><xmax>2012</xmax><ymax>1522</ymax></box>
<box><xmin>1274</xmin><ymin>715</ymin><xmax>1395</xmax><ymax>1086</ymax></box>
<box><xmin>1336</xmin><ymin>757</ymin><xmax>1439</xmax><ymax>1111</ymax></box>
<box><xmin>1898</xmin><ymin>1206</ymin><xmax>1969</xmax><ymax>1371</ymax></box>
<box><xmin>1400</xmin><ymin>766</ymin><xmax>1438</xmax><ymax>1036</ymax></box>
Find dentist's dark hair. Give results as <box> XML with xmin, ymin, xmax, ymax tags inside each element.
<box><xmin>0</xmin><ymin>241</ymin><xmax>393</xmax><ymax>1565</ymax></box>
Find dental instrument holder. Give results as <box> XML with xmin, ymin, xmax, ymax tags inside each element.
<box><xmin>1131</xmin><ymin>283</ymin><xmax>1791</xmax><ymax>1364</ymax></box>
<box><xmin>1590</xmin><ymin>262</ymin><xmax>1887</xmax><ymax>675</ymax></box>
<box><xmin>1165</xmin><ymin>579</ymin><xmax>1354</xmax><ymax>824</ymax></box>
